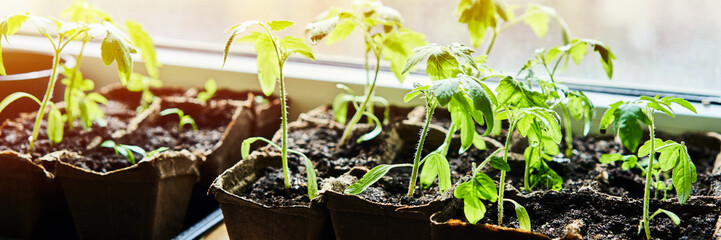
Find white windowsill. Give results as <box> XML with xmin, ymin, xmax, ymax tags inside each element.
<box><xmin>5</xmin><ymin>35</ymin><xmax>721</xmax><ymax>134</ymax></box>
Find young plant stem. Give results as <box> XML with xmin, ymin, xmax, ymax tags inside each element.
<box><xmin>338</xmin><ymin>54</ymin><xmax>381</xmax><ymax>146</ymax></box>
<box><xmin>441</xmin><ymin>124</ymin><xmax>458</xmax><ymax>156</ymax></box>
<box><xmin>64</xmin><ymin>40</ymin><xmax>88</xmax><ymax>130</ymax></box>
<box><xmin>279</xmin><ymin>69</ymin><xmax>290</xmax><ymax>194</ymax></box>
<box><xmin>498</xmin><ymin>122</ymin><xmax>516</xmax><ymax>225</ymax></box>
<box><xmin>642</xmin><ymin>110</ymin><xmax>656</xmax><ymax>239</ymax></box>
<box><xmin>407</xmin><ymin>99</ymin><xmax>437</xmax><ymax>196</ymax></box>
<box><xmin>29</xmin><ymin>49</ymin><xmax>62</xmax><ymax>152</ymax></box>
<box><xmin>561</xmin><ymin>105</ymin><xmax>573</xmax><ymax>157</ymax></box>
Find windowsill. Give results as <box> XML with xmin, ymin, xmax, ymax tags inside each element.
<box><xmin>5</xmin><ymin>34</ymin><xmax>721</xmax><ymax>134</ymax></box>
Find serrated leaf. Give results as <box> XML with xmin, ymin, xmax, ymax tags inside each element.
<box><xmin>523</xmin><ymin>5</ymin><xmax>550</xmax><ymax>38</ymax></box>
<box><xmin>496</xmin><ymin>76</ymin><xmax>547</xmax><ymax>108</ymax></box>
<box><xmin>382</xmin><ymin>28</ymin><xmax>426</xmax><ymax>82</ymax></box>
<box><xmin>637</xmin><ymin>138</ymin><xmax>664</xmax><ymax>157</ymax></box>
<box><xmin>125</xmin><ymin>20</ymin><xmax>160</xmax><ymax>79</ymax></box>
<box><xmin>325</xmin><ymin>18</ymin><xmax>356</xmax><ymax>45</ymax></box>
<box><xmin>255</xmin><ymin>33</ymin><xmax>280</xmax><ymax>96</ymax></box>
<box><xmin>456</xmin><ymin>0</ymin><xmax>499</xmax><ymax>48</ymax></box>
<box><xmin>402</xmin><ymin>44</ymin><xmax>462</xmax><ymax>81</ymax></box>
<box><xmin>430</xmin><ymin>78</ymin><xmax>459</xmax><ymax>106</ymax></box>
<box><xmin>0</xmin><ymin>14</ymin><xmax>30</xmax><ymax>75</ymax></box>
<box><xmin>568</xmin><ymin>41</ymin><xmax>588</xmax><ymax>65</ymax></box>
<box><xmin>99</xmin><ymin>23</ymin><xmax>136</xmax><ymax>84</ymax></box>
<box><xmin>61</xmin><ymin>0</ymin><xmax>112</xmax><ymax>23</ymax></box>
<box><xmin>268</xmin><ymin>20</ymin><xmax>294</xmax><ymax>31</ymax></box>
<box><xmin>420</xmin><ymin>152</ymin><xmax>451</xmax><ymax>192</ymax></box>
<box><xmin>463</xmin><ymin>78</ymin><xmax>494</xmax><ymax>136</ymax></box>
<box><xmin>305</xmin><ymin>16</ymin><xmax>340</xmax><ymax>44</ymax></box>
<box><xmin>612</xmin><ymin>103</ymin><xmax>651</xmax><ymax>152</ymax></box>
<box><xmin>580</xmin><ymin>39</ymin><xmax>615</xmax><ymax>79</ymax></box>
<box><xmin>672</xmin><ymin>148</ymin><xmax>695</xmax><ymax>205</ymax></box>
<box><xmin>280</xmin><ymin>36</ymin><xmax>315</xmax><ymax>61</ymax></box>
<box><xmin>666</xmin><ymin>97</ymin><xmax>697</xmax><ymax>114</ymax></box>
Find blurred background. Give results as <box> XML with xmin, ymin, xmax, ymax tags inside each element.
<box><xmin>1</xmin><ymin>0</ymin><xmax>719</xmax><ymax>98</ymax></box>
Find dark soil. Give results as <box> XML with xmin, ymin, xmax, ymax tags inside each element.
<box><xmin>243</xmin><ymin>155</ymin><xmax>318</xmax><ymax>207</ymax></box>
<box><xmin>0</xmin><ymin>100</ymin><xmax>135</xmax><ymax>162</ymax></box>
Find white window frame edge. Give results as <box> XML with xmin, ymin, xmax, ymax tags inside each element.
<box><xmin>5</xmin><ymin>35</ymin><xmax>721</xmax><ymax>135</ymax></box>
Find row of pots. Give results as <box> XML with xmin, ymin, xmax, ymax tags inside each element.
<box><xmin>211</xmin><ymin>105</ymin><xmax>721</xmax><ymax>240</ymax></box>
<box><xmin>0</xmin><ymin>85</ymin><xmax>281</xmax><ymax>239</ymax></box>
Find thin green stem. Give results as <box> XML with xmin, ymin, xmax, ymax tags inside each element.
<box><xmin>29</xmin><ymin>48</ymin><xmax>62</xmax><ymax>152</ymax></box>
<box><xmin>561</xmin><ymin>105</ymin><xmax>573</xmax><ymax>157</ymax></box>
<box><xmin>407</xmin><ymin>99</ymin><xmax>437</xmax><ymax>196</ymax></box>
<box><xmin>498</xmin><ymin>121</ymin><xmax>516</xmax><ymax>226</ymax></box>
<box><xmin>485</xmin><ymin>31</ymin><xmax>498</xmax><ymax>56</ymax></box>
<box><xmin>441</xmin><ymin>124</ymin><xmax>458</xmax><ymax>156</ymax></box>
<box><xmin>65</xmin><ymin>40</ymin><xmax>88</xmax><ymax>130</ymax></box>
<box><xmin>339</xmin><ymin>54</ymin><xmax>381</xmax><ymax>146</ymax></box>
<box><xmin>643</xmin><ymin>109</ymin><xmax>656</xmax><ymax>239</ymax></box>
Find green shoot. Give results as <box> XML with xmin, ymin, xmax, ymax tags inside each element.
<box><xmin>599</xmin><ymin>95</ymin><xmax>697</xmax><ymax>239</ymax></box>
<box><xmin>101</xmin><ymin>140</ymin><xmax>168</xmax><ymax>165</ymax></box>
<box><xmin>307</xmin><ymin>0</ymin><xmax>426</xmax><ymax>146</ymax></box>
<box><xmin>241</xmin><ymin>137</ymin><xmax>318</xmax><ymax>199</ymax></box>
<box><xmin>223</xmin><ymin>20</ymin><xmax>316</xmax><ymax>197</ymax></box>
<box><xmin>0</xmin><ymin>11</ymin><xmax>137</xmax><ymax>153</ymax></box>
<box><xmin>493</xmin><ymin>75</ymin><xmax>562</xmax><ymax>225</ymax></box>
<box><xmin>159</xmin><ymin>108</ymin><xmax>198</xmax><ymax>131</ymax></box>
<box><xmin>196</xmin><ymin>78</ymin><xmax>217</xmax><ymax>104</ymax></box>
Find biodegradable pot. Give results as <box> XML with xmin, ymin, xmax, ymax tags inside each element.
<box><xmin>211</xmin><ymin>150</ymin><xmax>333</xmax><ymax>240</ymax></box>
<box><xmin>0</xmin><ymin>150</ymin><xmax>75</xmax><ymax>239</ymax></box>
<box><xmin>0</xmin><ymin>51</ymin><xmax>74</xmax><ymax>121</ymax></box>
<box><xmin>53</xmin><ymin>150</ymin><xmax>199</xmax><ymax>240</ymax></box>
<box><xmin>430</xmin><ymin>211</ymin><xmax>554</xmax><ymax>240</ymax></box>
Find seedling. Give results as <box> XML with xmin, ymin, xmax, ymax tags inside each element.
<box><xmin>519</xmin><ymin>39</ymin><xmax>615</xmax><ymax>156</ymax></box>
<box><xmin>599</xmin><ymin>95</ymin><xmax>697</xmax><ymax>239</ymax></box>
<box><xmin>101</xmin><ymin>139</ymin><xmax>168</xmax><ymax>164</ymax></box>
<box><xmin>344</xmin><ymin>43</ymin><xmax>496</xmax><ymax>199</ymax></box>
<box><xmin>159</xmin><ymin>108</ymin><xmax>198</xmax><ymax>131</ymax></box>
<box><xmin>0</xmin><ymin>9</ymin><xmax>137</xmax><ymax>152</ymax></box>
<box><xmin>306</xmin><ymin>0</ymin><xmax>426</xmax><ymax>146</ymax></box>
<box><xmin>223</xmin><ymin>20</ymin><xmax>318</xmax><ymax>198</ymax></box>
<box><xmin>196</xmin><ymin>78</ymin><xmax>217</xmax><ymax>104</ymax></box>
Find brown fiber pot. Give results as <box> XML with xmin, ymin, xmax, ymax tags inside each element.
<box><xmin>0</xmin><ymin>150</ymin><xmax>75</xmax><ymax>239</ymax></box>
<box><xmin>211</xmin><ymin>150</ymin><xmax>333</xmax><ymax>240</ymax></box>
<box><xmin>53</xmin><ymin>150</ymin><xmax>199</xmax><ymax>240</ymax></box>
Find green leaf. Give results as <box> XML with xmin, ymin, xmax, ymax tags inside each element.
<box><xmin>223</xmin><ymin>20</ymin><xmax>262</xmax><ymax>68</ymax></box>
<box><xmin>456</xmin><ymin>0</ymin><xmax>501</xmax><ymax>48</ymax></box>
<box><xmin>568</xmin><ymin>41</ymin><xmax>588</xmax><ymax>65</ymax></box>
<box><xmin>612</xmin><ymin>103</ymin><xmax>651</xmax><ymax>152</ymax></box>
<box><xmin>240</xmin><ymin>137</ymin><xmax>264</xmax><ymax>159</ymax></box>
<box><xmin>637</xmin><ymin>138</ymin><xmax>664</xmax><ymax>158</ymax></box>
<box><xmin>345</xmin><ymin>164</ymin><xmax>410</xmax><ymax>195</ymax></box>
<box><xmin>160</xmin><ymin>108</ymin><xmax>182</xmax><ymax>117</ymax></box>
<box><xmin>306</xmin><ymin>16</ymin><xmax>342</xmax><ymax>44</ymax></box>
<box><xmin>197</xmin><ymin>78</ymin><xmax>217</xmax><ymax>103</ymax></box>
<box><xmin>599</xmin><ymin>101</ymin><xmax>622</xmax><ymax>133</ymax></box>
<box><xmin>402</xmin><ymin>44</ymin><xmax>462</xmax><ymax>81</ymax></box>
<box><xmin>382</xmin><ymin>28</ymin><xmax>427</xmax><ymax>82</ymax></box>
<box><xmin>61</xmin><ymin>0</ymin><xmax>112</xmax><ymax>23</ymax></box>
<box><xmin>665</xmin><ymin>97</ymin><xmax>697</xmax><ymax>114</ymax></box>
<box><xmin>472</xmin><ymin>133</ymin><xmax>486</xmax><ymax>150</ymax></box>
<box><xmin>0</xmin><ymin>92</ymin><xmax>41</xmax><ymax>114</ymax></box>
<box><xmin>325</xmin><ymin>18</ymin><xmax>356</xmax><ymax>45</ymax></box>
<box><xmin>496</xmin><ymin>76</ymin><xmax>547</xmax><ymax>108</ymax></box>
<box><xmin>488</xmin><ymin>156</ymin><xmax>511</xmax><ymax>171</ymax></box>
<box><xmin>420</xmin><ymin>152</ymin><xmax>452</xmax><ymax>192</ymax></box>
<box><xmin>430</xmin><ymin>78</ymin><xmax>460</xmax><ymax>106</ymax></box>
<box><xmin>449</xmin><ymin>94</ymin><xmax>475</xmax><ymax>152</ymax></box>
<box><xmin>0</xmin><ymin>14</ymin><xmax>30</xmax><ymax>75</ymax></box>
<box><xmin>463</xmin><ymin>77</ymin><xmax>494</xmax><ymax>136</ymax></box>
<box><xmin>672</xmin><ymin>147</ymin><xmax>696</xmax><ymax>205</ymax></box>
<box><xmin>580</xmin><ymin>39</ymin><xmax>615</xmax><ymax>79</ymax></box>
<box><xmin>125</xmin><ymin>20</ymin><xmax>160</xmax><ymax>79</ymax></box>
<box><xmin>650</xmin><ymin>209</ymin><xmax>681</xmax><ymax>226</ymax></box>
<box><xmin>287</xmin><ymin>148</ymin><xmax>319</xmax><ymax>199</ymax></box>
<box><xmin>255</xmin><ymin>33</ymin><xmax>280</xmax><ymax>96</ymax></box>
<box><xmin>47</xmin><ymin>104</ymin><xmax>64</xmax><ymax>145</ymax></box>
<box><xmin>268</xmin><ymin>20</ymin><xmax>294</xmax><ymax>31</ymax></box>
<box><xmin>280</xmin><ymin>36</ymin><xmax>315</xmax><ymax>61</ymax></box>
<box><xmin>332</xmin><ymin>93</ymin><xmax>351</xmax><ymax>124</ymax></box>
<box><xmin>356</xmin><ymin>112</ymin><xmax>382</xmax><ymax>143</ymax></box>
<box><xmin>462</xmin><ymin>195</ymin><xmax>485</xmax><ymax>224</ymax></box>
<box><xmin>523</xmin><ymin>5</ymin><xmax>551</xmax><ymax>38</ymax></box>
<box><xmin>505</xmin><ymin>199</ymin><xmax>531</xmax><ymax>231</ymax></box>
<box><xmin>99</xmin><ymin>22</ymin><xmax>136</xmax><ymax>85</ymax></box>
<box><xmin>180</xmin><ymin>115</ymin><xmax>198</xmax><ymax>131</ymax></box>
<box><xmin>403</xmin><ymin>90</ymin><xmax>423</xmax><ymax>103</ymax></box>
